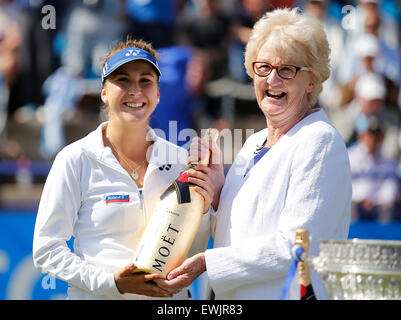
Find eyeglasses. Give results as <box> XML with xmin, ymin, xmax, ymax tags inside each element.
<box><xmin>252</xmin><ymin>61</ymin><xmax>311</xmax><ymax>80</ymax></box>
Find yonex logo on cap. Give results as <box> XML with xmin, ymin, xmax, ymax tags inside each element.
<box><xmin>125</xmin><ymin>49</ymin><xmax>141</xmax><ymax>57</ymax></box>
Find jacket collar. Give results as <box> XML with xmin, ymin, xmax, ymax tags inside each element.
<box><xmin>81</xmin><ymin>122</ymin><xmax>174</xmax><ymax>172</ymax></box>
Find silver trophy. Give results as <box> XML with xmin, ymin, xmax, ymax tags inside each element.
<box><xmin>305</xmin><ymin>238</ymin><xmax>401</xmax><ymax>299</ymax></box>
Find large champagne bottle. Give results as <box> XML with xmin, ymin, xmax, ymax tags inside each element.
<box><xmin>133</xmin><ymin>128</ymin><xmax>219</xmax><ymax>278</ymax></box>
<box><xmin>295</xmin><ymin>229</ymin><xmax>317</xmax><ymax>300</ymax></box>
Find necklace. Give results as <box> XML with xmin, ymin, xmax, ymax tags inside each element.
<box><xmin>106</xmin><ymin>133</ymin><xmax>147</xmax><ymax>180</ymax></box>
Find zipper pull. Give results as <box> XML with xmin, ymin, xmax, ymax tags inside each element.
<box><xmin>139</xmin><ymin>188</ymin><xmax>143</xmax><ymax>210</ymax></box>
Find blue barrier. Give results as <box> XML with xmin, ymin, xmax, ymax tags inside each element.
<box><xmin>1</xmin><ymin>210</ymin><xmax>400</xmax><ymax>300</ymax></box>
<box><xmin>348</xmin><ymin>220</ymin><xmax>401</xmax><ymax>240</ymax></box>
<box><xmin>0</xmin><ymin>160</ymin><xmax>52</xmax><ymax>176</ymax></box>
<box><xmin>0</xmin><ymin>210</ymin><xmax>68</xmax><ymax>300</ymax></box>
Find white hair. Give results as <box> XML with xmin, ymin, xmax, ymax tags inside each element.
<box><xmin>244</xmin><ymin>7</ymin><xmax>331</xmax><ymax>106</ymax></box>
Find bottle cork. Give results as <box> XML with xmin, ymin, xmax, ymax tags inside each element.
<box><xmin>295</xmin><ymin>229</ymin><xmax>316</xmax><ymax>300</ymax></box>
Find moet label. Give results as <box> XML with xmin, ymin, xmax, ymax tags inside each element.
<box><xmin>133</xmin><ymin>185</ymin><xmax>204</xmax><ymax>278</ymax></box>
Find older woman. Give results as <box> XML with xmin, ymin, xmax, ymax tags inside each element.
<box><xmin>156</xmin><ymin>8</ymin><xmax>352</xmax><ymax>299</ymax></box>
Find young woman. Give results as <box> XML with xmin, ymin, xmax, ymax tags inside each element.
<box><xmin>33</xmin><ymin>38</ymin><xmax>213</xmax><ymax>300</ymax></box>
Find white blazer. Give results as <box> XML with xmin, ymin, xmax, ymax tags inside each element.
<box><xmin>33</xmin><ymin>122</ymin><xmax>210</xmax><ymax>300</ymax></box>
<box><xmin>205</xmin><ymin>109</ymin><xmax>352</xmax><ymax>300</ymax></box>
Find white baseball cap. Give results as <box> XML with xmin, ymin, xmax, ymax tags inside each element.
<box><xmin>355</xmin><ymin>73</ymin><xmax>386</xmax><ymax>100</ymax></box>
<box><xmin>355</xmin><ymin>34</ymin><xmax>380</xmax><ymax>58</ymax></box>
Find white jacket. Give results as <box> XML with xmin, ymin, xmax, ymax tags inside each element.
<box><xmin>33</xmin><ymin>122</ymin><xmax>210</xmax><ymax>300</ymax></box>
<box><xmin>205</xmin><ymin>109</ymin><xmax>352</xmax><ymax>300</ymax></box>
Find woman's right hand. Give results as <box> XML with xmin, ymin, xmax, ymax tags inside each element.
<box><xmin>114</xmin><ymin>264</ymin><xmax>176</xmax><ymax>297</ymax></box>
<box><xmin>188</xmin><ymin>136</ymin><xmax>225</xmax><ymax>210</ymax></box>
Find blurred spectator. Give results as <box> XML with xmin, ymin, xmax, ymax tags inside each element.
<box><xmin>303</xmin><ymin>0</ymin><xmax>347</xmax><ymax>112</ymax></box>
<box><xmin>8</xmin><ymin>0</ymin><xmax>61</xmax><ymax>117</ymax></box>
<box><xmin>352</xmin><ymin>0</ymin><xmax>400</xmax><ymax>50</ymax></box>
<box><xmin>338</xmin><ymin>33</ymin><xmax>399</xmax><ymax>110</ymax></box>
<box><xmin>304</xmin><ymin>0</ymin><xmax>345</xmax><ymax>75</ymax></box>
<box><xmin>332</xmin><ymin>72</ymin><xmax>399</xmax><ymax>160</ymax></box>
<box><xmin>177</xmin><ymin>0</ymin><xmax>230</xmax><ymax>80</ymax></box>
<box><xmin>39</xmin><ymin>66</ymin><xmax>84</xmax><ymax>158</ymax></box>
<box><xmin>61</xmin><ymin>0</ymin><xmax>125</xmax><ymax>78</ymax></box>
<box><xmin>226</xmin><ymin>0</ymin><xmax>296</xmax><ymax>84</ymax></box>
<box><xmin>40</xmin><ymin>0</ymin><xmax>126</xmax><ymax>158</ymax></box>
<box><xmin>339</xmin><ymin>33</ymin><xmax>379</xmax><ymax>107</ymax></box>
<box><xmin>124</xmin><ymin>0</ymin><xmax>184</xmax><ymax>49</ymax></box>
<box><xmin>149</xmin><ymin>45</ymin><xmax>198</xmax><ymax>146</ymax></box>
<box><xmin>0</xmin><ymin>2</ymin><xmax>22</xmax><ymax>89</ymax></box>
<box><xmin>228</xmin><ymin>0</ymin><xmax>268</xmax><ymax>84</ymax></box>
<box><xmin>348</xmin><ymin>115</ymin><xmax>399</xmax><ymax>222</ymax></box>
<box><xmin>337</xmin><ymin>0</ymin><xmax>401</xmax><ymax>87</ymax></box>
<box><xmin>176</xmin><ymin>0</ymin><xmax>231</xmax><ymax>129</ymax></box>
<box><xmin>0</xmin><ymin>1</ymin><xmax>22</xmax><ymax>138</ymax></box>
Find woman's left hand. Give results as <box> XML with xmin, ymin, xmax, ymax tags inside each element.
<box><xmin>187</xmin><ymin>166</ymin><xmax>214</xmax><ymax>214</ymax></box>
<box><xmin>154</xmin><ymin>253</ymin><xmax>206</xmax><ymax>292</ymax></box>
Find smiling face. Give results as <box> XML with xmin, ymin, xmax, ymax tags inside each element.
<box><xmin>253</xmin><ymin>38</ymin><xmax>314</xmax><ymax>127</ymax></box>
<box><xmin>101</xmin><ymin>60</ymin><xmax>160</xmax><ymax>127</ymax></box>
<box><xmin>254</xmin><ymin>37</ymin><xmax>315</xmax><ymax>128</ymax></box>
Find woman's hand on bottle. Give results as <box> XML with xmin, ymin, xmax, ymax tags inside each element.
<box><xmin>188</xmin><ymin>136</ymin><xmax>225</xmax><ymax>210</ymax></box>
<box><xmin>114</xmin><ymin>264</ymin><xmax>179</xmax><ymax>297</ymax></box>
<box><xmin>186</xmin><ymin>166</ymin><xmax>214</xmax><ymax>213</ymax></box>
<box><xmin>154</xmin><ymin>253</ymin><xmax>206</xmax><ymax>292</ymax></box>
